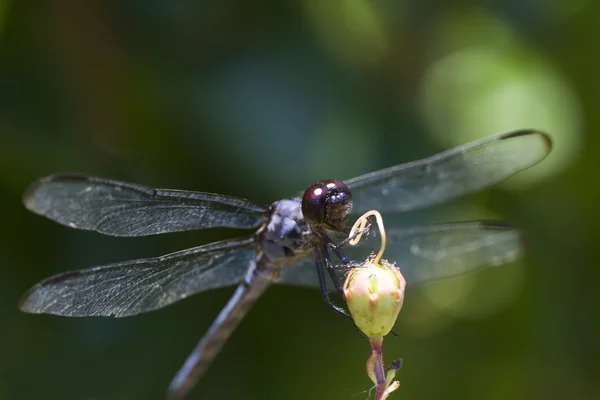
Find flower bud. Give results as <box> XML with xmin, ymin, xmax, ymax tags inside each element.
<box><xmin>343</xmin><ymin>254</ymin><xmax>406</xmax><ymax>338</ymax></box>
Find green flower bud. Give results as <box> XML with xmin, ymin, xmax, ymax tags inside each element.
<box><xmin>343</xmin><ymin>254</ymin><xmax>406</xmax><ymax>338</ymax></box>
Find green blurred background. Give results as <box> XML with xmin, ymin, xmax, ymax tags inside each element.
<box><xmin>1</xmin><ymin>1</ymin><xmax>598</xmax><ymax>399</ymax></box>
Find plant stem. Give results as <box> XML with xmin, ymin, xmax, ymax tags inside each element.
<box><xmin>368</xmin><ymin>337</ymin><xmax>388</xmax><ymax>400</ymax></box>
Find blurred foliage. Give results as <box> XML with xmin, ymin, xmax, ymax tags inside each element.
<box><xmin>0</xmin><ymin>1</ymin><xmax>598</xmax><ymax>399</ymax></box>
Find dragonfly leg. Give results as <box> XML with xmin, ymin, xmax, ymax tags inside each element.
<box><xmin>321</xmin><ymin>245</ymin><xmax>348</xmax><ymax>299</ymax></box>
<box><xmin>312</xmin><ymin>245</ymin><xmax>352</xmax><ymax>320</ymax></box>
<box><xmin>324</xmin><ymin>222</ymin><xmax>372</xmax><ymax>265</ymax></box>
<box><xmin>322</xmin><ymin>234</ymin><xmax>352</xmax><ymax>265</ymax></box>
<box><xmin>323</xmin><ymin>223</ymin><xmax>374</xmax><ymax>270</ymax></box>
<box><xmin>318</xmin><ymin>245</ymin><xmax>368</xmax><ymax>339</ymax></box>
<box><xmin>335</xmin><ymin>222</ymin><xmax>372</xmax><ymax>250</ymax></box>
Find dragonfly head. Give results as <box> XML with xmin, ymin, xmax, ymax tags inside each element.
<box><xmin>301</xmin><ymin>179</ymin><xmax>353</xmax><ymax>231</ymax></box>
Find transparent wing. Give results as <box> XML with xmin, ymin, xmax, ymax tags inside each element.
<box><xmin>346</xmin><ymin>130</ymin><xmax>552</xmax><ymax>214</ymax></box>
<box><xmin>274</xmin><ymin>254</ymin><xmax>316</xmax><ymax>288</ymax></box>
<box><xmin>276</xmin><ymin>222</ymin><xmax>523</xmax><ymax>288</ymax></box>
<box><xmin>19</xmin><ymin>237</ymin><xmax>256</xmax><ymax>317</ymax></box>
<box><xmin>23</xmin><ymin>174</ymin><xmax>266</xmax><ymax>236</ymax></box>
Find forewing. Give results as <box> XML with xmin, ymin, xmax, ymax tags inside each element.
<box><xmin>23</xmin><ymin>174</ymin><xmax>266</xmax><ymax>236</ymax></box>
<box><xmin>346</xmin><ymin>130</ymin><xmax>552</xmax><ymax>214</ymax></box>
<box><xmin>276</xmin><ymin>222</ymin><xmax>523</xmax><ymax>288</ymax></box>
<box><xmin>19</xmin><ymin>237</ymin><xmax>256</xmax><ymax>317</ymax></box>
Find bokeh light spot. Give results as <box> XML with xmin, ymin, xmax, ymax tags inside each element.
<box><xmin>303</xmin><ymin>0</ymin><xmax>388</xmax><ymax>66</ymax></box>
<box><xmin>412</xmin><ymin>204</ymin><xmax>525</xmax><ymax>320</ymax></box>
<box><xmin>307</xmin><ymin>110</ymin><xmax>375</xmax><ymax>180</ymax></box>
<box><xmin>420</xmin><ymin>260</ymin><xmax>524</xmax><ymax>320</ymax></box>
<box><xmin>418</xmin><ymin>13</ymin><xmax>583</xmax><ymax>189</ymax></box>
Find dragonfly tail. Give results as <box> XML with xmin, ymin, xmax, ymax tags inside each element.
<box><xmin>167</xmin><ymin>260</ymin><xmax>272</xmax><ymax>399</ymax></box>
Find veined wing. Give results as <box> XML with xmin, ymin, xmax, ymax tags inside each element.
<box><xmin>346</xmin><ymin>130</ymin><xmax>552</xmax><ymax>214</ymax></box>
<box><xmin>23</xmin><ymin>174</ymin><xmax>266</xmax><ymax>236</ymax></box>
<box><xmin>19</xmin><ymin>237</ymin><xmax>256</xmax><ymax>317</ymax></box>
<box><xmin>276</xmin><ymin>221</ymin><xmax>522</xmax><ymax>288</ymax></box>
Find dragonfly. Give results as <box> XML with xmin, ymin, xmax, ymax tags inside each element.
<box><xmin>19</xmin><ymin>129</ymin><xmax>552</xmax><ymax>399</ymax></box>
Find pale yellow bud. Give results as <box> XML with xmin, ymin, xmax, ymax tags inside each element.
<box><xmin>343</xmin><ymin>254</ymin><xmax>406</xmax><ymax>338</ymax></box>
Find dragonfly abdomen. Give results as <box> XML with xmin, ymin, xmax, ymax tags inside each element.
<box><xmin>167</xmin><ymin>257</ymin><xmax>275</xmax><ymax>399</ymax></box>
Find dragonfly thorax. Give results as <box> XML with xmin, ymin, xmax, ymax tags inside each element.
<box><xmin>261</xmin><ymin>199</ymin><xmax>311</xmax><ymax>262</ymax></box>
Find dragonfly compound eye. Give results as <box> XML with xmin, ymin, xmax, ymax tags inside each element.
<box><xmin>301</xmin><ymin>182</ymin><xmax>328</xmax><ymax>224</ymax></box>
<box><xmin>321</xmin><ymin>179</ymin><xmax>352</xmax><ymax>230</ymax></box>
<box><xmin>302</xmin><ymin>179</ymin><xmax>352</xmax><ymax>229</ymax></box>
